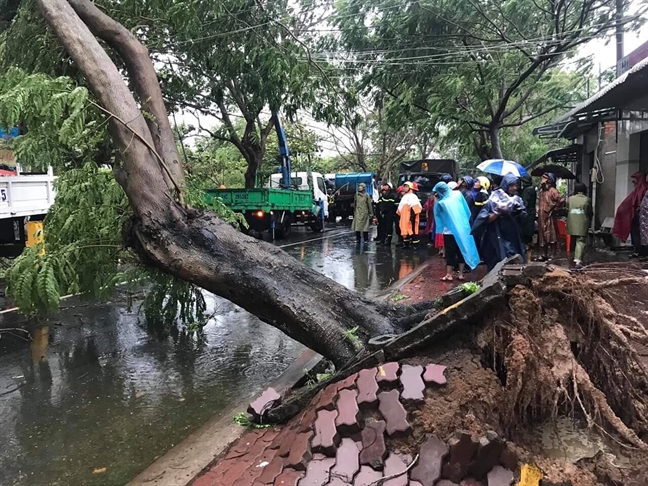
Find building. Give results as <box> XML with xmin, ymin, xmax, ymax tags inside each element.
<box><xmin>533</xmin><ymin>41</ymin><xmax>648</xmax><ymax>239</ymax></box>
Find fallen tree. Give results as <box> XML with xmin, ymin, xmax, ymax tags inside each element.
<box><xmin>31</xmin><ymin>0</ymin><xmax>430</xmax><ymax>368</ymax></box>
<box><xmin>24</xmin><ymin>0</ymin><xmax>648</xmax><ymax>458</ymax></box>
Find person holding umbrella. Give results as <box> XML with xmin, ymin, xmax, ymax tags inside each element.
<box><xmin>537</xmin><ymin>172</ymin><xmax>565</xmax><ymax>261</ymax></box>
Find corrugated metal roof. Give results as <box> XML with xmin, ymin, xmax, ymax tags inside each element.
<box><xmin>553</xmin><ymin>56</ymin><xmax>648</xmax><ymax>123</ymax></box>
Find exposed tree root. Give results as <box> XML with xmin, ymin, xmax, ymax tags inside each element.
<box><xmin>478</xmin><ymin>272</ymin><xmax>648</xmax><ymax>450</ymax></box>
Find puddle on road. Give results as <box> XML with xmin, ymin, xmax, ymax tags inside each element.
<box><xmin>0</xmin><ymin>228</ymin><xmax>435</xmax><ymax>485</ymax></box>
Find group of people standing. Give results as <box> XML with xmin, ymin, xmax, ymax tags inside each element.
<box><xmin>353</xmin><ymin>169</ymin><xmax>601</xmax><ymax>276</ymax></box>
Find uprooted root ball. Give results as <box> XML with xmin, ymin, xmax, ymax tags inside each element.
<box><xmin>477</xmin><ymin>270</ymin><xmax>648</xmax><ymax>450</ymax></box>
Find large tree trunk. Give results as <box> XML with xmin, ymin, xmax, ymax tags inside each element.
<box><xmin>36</xmin><ymin>0</ymin><xmax>409</xmax><ymax>367</ymax></box>
<box><xmin>489</xmin><ymin>125</ymin><xmax>503</xmax><ymax>159</ymax></box>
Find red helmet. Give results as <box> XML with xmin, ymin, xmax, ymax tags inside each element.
<box><xmin>396</xmin><ymin>185</ymin><xmax>406</xmax><ymax>195</ymax></box>
<box><xmin>411</xmin><ymin>182</ymin><xmax>419</xmax><ymax>191</ymax></box>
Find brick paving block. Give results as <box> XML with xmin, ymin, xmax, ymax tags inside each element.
<box><xmin>399</xmin><ymin>365</ymin><xmax>425</xmax><ymax>403</ymax></box>
<box><xmin>486</xmin><ymin>466</ymin><xmax>514</xmax><ymax>486</ymax></box>
<box><xmin>274</xmin><ymin>469</ymin><xmax>304</xmax><ymax>486</ymax></box>
<box><xmin>410</xmin><ymin>435</ymin><xmax>449</xmax><ymax>486</ymax></box>
<box><xmin>409</xmin><ymin>482</ymin><xmax>424</xmax><ymax>486</ymax></box>
<box><xmin>378</xmin><ymin>390</ymin><xmax>411</xmax><ymax>437</ymax></box>
<box><xmin>437</xmin><ymin>482</ymin><xmax>460</xmax><ymax>486</ymax></box>
<box><xmin>271</xmin><ymin>424</ymin><xmax>297</xmax><ymax>452</ymax></box>
<box><xmin>337</xmin><ymin>372</ymin><xmax>359</xmax><ymax>391</ymax></box>
<box><xmin>316</xmin><ymin>383</ymin><xmax>340</xmax><ymax>412</ymax></box>
<box><xmin>325</xmin><ymin>479</ymin><xmax>348</xmax><ymax>486</ymax></box>
<box><xmin>277</xmin><ymin>427</ymin><xmax>300</xmax><ymax>458</ymax></box>
<box><xmin>230</xmin><ymin>429</ymin><xmax>268</xmax><ymax>457</ymax></box>
<box><xmin>460</xmin><ymin>480</ymin><xmax>485</xmax><ymax>486</ymax></box>
<box><xmin>312</xmin><ymin>410</ymin><xmax>340</xmax><ymax>457</ymax></box>
<box><xmin>299</xmin><ymin>406</ymin><xmax>319</xmax><ymax>433</ymax></box>
<box><xmin>382</xmin><ymin>453</ymin><xmax>410</xmax><ymax>486</ymax></box>
<box><xmin>262</xmin><ymin>429</ymin><xmax>281</xmax><ymax>444</ymax></box>
<box><xmin>423</xmin><ymin>364</ymin><xmax>447</xmax><ymax>386</ymax></box>
<box><xmin>257</xmin><ymin>456</ymin><xmax>285</xmax><ymax>485</ymax></box>
<box><xmin>356</xmin><ymin>368</ymin><xmax>379</xmax><ymax>409</ymax></box>
<box><xmin>376</xmin><ymin>362</ymin><xmax>400</xmax><ymax>387</ymax></box>
<box><xmin>354</xmin><ymin>465</ymin><xmax>382</xmax><ymax>486</ymax></box>
<box><xmin>193</xmin><ymin>471</ymin><xmax>221</xmax><ymax>486</ymax></box>
<box><xmin>233</xmin><ymin>450</ymin><xmax>277</xmax><ymax>486</ymax></box>
<box><xmin>249</xmin><ymin>388</ymin><xmax>281</xmax><ymax>421</ymax></box>
<box><xmin>299</xmin><ymin>457</ymin><xmax>335</xmax><ymax>486</ymax></box>
<box><xmin>442</xmin><ymin>432</ymin><xmax>478</xmax><ymax>483</ymax></box>
<box><xmin>286</xmin><ymin>431</ymin><xmax>314</xmax><ymax>471</ymax></box>
<box><xmin>222</xmin><ymin>437</ymin><xmax>272</xmax><ymax>485</ymax></box>
<box><xmin>359</xmin><ymin>420</ymin><xmax>387</xmax><ymax>470</ymax></box>
<box><xmin>468</xmin><ymin>432</ymin><xmax>505</xmax><ymax>480</ymax></box>
<box><xmin>330</xmin><ymin>438</ymin><xmax>361</xmax><ymax>483</ymax></box>
<box><xmin>336</xmin><ymin>389</ymin><xmax>361</xmax><ymax>436</ymax></box>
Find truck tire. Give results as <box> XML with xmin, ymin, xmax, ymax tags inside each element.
<box><xmin>310</xmin><ymin>217</ymin><xmax>324</xmax><ymax>233</ymax></box>
<box><xmin>275</xmin><ymin>212</ymin><xmax>292</xmax><ymax>239</ymax></box>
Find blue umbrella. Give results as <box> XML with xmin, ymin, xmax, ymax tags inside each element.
<box><xmin>477</xmin><ymin>159</ymin><xmax>528</xmax><ymax>178</ymax></box>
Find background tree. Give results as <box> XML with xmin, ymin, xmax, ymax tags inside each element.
<box><xmin>332</xmin><ymin>0</ymin><xmax>645</xmax><ymax>161</ymax></box>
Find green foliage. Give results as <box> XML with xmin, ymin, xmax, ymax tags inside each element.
<box><xmin>0</xmin><ymin>67</ymin><xmax>109</xmax><ymax>171</ymax></box>
<box><xmin>460</xmin><ymin>282</ymin><xmax>481</xmax><ymax>295</ymax></box>
<box><xmin>391</xmin><ymin>292</ymin><xmax>409</xmax><ymax>302</ymax></box>
<box><xmin>342</xmin><ymin>325</ymin><xmax>361</xmax><ymax>345</ymax></box>
<box><xmin>233</xmin><ymin>412</ymin><xmax>271</xmax><ymax>429</ymax></box>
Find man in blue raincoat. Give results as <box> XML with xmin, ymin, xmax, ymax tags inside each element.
<box><xmin>471</xmin><ymin>174</ymin><xmax>527</xmax><ymax>270</ymax></box>
<box><xmin>433</xmin><ymin>182</ymin><xmax>481</xmax><ymax>281</ymax></box>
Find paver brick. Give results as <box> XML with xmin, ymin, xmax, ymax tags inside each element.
<box><xmin>325</xmin><ymin>479</ymin><xmax>349</xmax><ymax>486</ymax></box>
<box><xmin>460</xmin><ymin>480</ymin><xmax>485</xmax><ymax>486</ymax></box>
<box><xmin>299</xmin><ymin>406</ymin><xmax>319</xmax><ymax>433</ymax></box>
<box><xmin>437</xmin><ymin>482</ymin><xmax>460</xmax><ymax>486</ymax></box>
<box><xmin>312</xmin><ymin>410</ymin><xmax>340</xmax><ymax>457</ymax></box>
<box><xmin>378</xmin><ymin>390</ymin><xmax>411</xmax><ymax>437</ymax></box>
<box><xmin>277</xmin><ymin>427</ymin><xmax>300</xmax><ymax>458</ymax></box>
<box><xmin>249</xmin><ymin>388</ymin><xmax>281</xmax><ymax>421</ymax></box>
<box><xmin>487</xmin><ymin>466</ymin><xmax>514</xmax><ymax>486</ymax></box>
<box><xmin>257</xmin><ymin>456</ymin><xmax>285</xmax><ymax>484</ymax></box>
<box><xmin>330</xmin><ymin>438</ymin><xmax>361</xmax><ymax>483</ymax></box>
<box><xmin>409</xmin><ymin>482</ymin><xmax>424</xmax><ymax>486</ymax></box>
<box><xmin>193</xmin><ymin>471</ymin><xmax>221</xmax><ymax>486</ymax></box>
<box><xmin>423</xmin><ymin>364</ymin><xmax>447</xmax><ymax>386</ymax></box>
<box><xmin>286</xmin><ymin>431</ymin><xmax>314</xmax><ymax>471</ymax></box>
<box><xmin>400</xmin><ymin>365</ymin><xmax>425</xmax><ymax>403</ymax></box>
<box><xmin>382</xmin><ymin>453</ymin><xmax>410</xmax><ymax>486</ymax></box>
<box><xmin>337</xmin><ymin>372</ymin><xmax>359</xmax><ymax>391</ymax></box>
<box><xmin>274</xmin><ymin>469</ymin><xmax>304</xmax><ymax>486</ymax></box>
<box><xmin>376</xmin><ymin>362</ymin><xmax>400</xmax><ymax>387</ymax></box>
<box><xmin>233</xmin><ymin>450</ymin><xmax>277</xmax><ymax>486</ymax></box>
<box><xmin>316</xmin><ymin>383</ymin><xmax>340</xmax><ymax>412</ymax></box>
<box><xmin>359</xmin><ymin>420</ymin><xmax>387</xmax><ymax>470</ymax></box>
<box><xmin>442</xmin><ymin>432</ymin><xmax>478</xmax><ymax>483</ymax></box>
<box><xmin>230</xmin><ymin>429</ymin><xmax>268</xmax><ymax>457</ymax></box>
<box><xmin>356</xmin><ymin>368</ymin><xmax>379</xmax><ymax>409</ymax></box>
<box><xmin>354</xmin><ymin>465</ymin><xmax>382</xmax><ymax>486</ymax></box>
<box><xmin>221</xmin><ymin>438</ymin><xmax>271</xmax><ymax>485</ymax></box>
<box><xmin>299</xmin><ymin>457</ymin><xmax>335</xmax><ymax>486</ymax></box>
<box><xmin>336</xmin><ymin>389</ymin><xmax>361</xmax><ymax>435</ymax></box>
<box><xmin>468</xmin><ymin>432</ymin><xmax>505</xmax><ymax>480</ymax></box>
<box><xmin>410</xmin><ymin>435</ymin><xmax>448</xmax><ymax>486</ymax></box>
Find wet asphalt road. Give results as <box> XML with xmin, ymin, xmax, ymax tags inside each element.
<box><xmin>0</xmin><ymin>224</ymin><xmax>433</xmax><ymax>486</ymax></box>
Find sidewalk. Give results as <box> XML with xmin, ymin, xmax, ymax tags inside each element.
<box><xmin>396</xmin><ymin>254</ymin><xmax>488</xmax><ymax>302</ymax></box>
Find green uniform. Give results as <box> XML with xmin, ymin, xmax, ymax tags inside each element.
<box><xmin>352</xmin><ymin>192</ymin><xmax>374</xmax><ymax>232</ymax></box>
<box><xmin>567</xmin><ymin>193</ymin><xmax>592</xmax><ymax>263</ymax></box>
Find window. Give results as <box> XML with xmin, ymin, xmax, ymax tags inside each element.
<box><xmin>317</xmin><ymin>177</ymin><xmax>326</xmax><ymax>195</ymax></box>
<box><xmin>397</xmin><ymin>174</ymin><xmax>440</xmax><ymax>193</ymax></box>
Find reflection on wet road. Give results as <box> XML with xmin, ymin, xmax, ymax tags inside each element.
<box><xmin>0</xmin><ymin>225</ymin><xmax>433</xmax><ymax>485</ymax></box>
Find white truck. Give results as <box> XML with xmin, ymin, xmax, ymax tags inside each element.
<box><xmin>0</xmin><ymin>166</ymin><xmax>56</xmax><ymax>257</ymax></box>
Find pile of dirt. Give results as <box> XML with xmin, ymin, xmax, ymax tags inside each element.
<box><xmin>386</xmin><ymin>266</ymin><xmax>648</xmax><ymax>485</ymax></box>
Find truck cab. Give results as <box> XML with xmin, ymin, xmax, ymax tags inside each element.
<box><xmin>267</xmin><ymin>171</ymin><xmax>329</xmax><ymax>218</ymax></box>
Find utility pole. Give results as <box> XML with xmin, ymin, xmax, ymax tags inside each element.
<box><xmin>615</xmin><ymin>0</ymin><xmax>624</xmax><ymax>77</ymax></box>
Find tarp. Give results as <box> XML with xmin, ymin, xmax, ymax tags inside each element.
<box><xmin>334</xmin><ymin>173</ymin><xmax>375</xmax><ymax>196</ymax></box>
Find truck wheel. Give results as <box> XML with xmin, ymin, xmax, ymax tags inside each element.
<box><xmin>275</xmin><ymin>212</ymin><xmax>292</xmax><ymax>239</ymax></box>
<box><xmin>310</xmin><ymin>218</ymin><xmax>324</xmax><ymax>233</ymax></box>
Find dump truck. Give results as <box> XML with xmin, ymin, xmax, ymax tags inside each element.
<box><xmin>203</xmin><ymin>114</ymin><xmax>327</xmax><ymax>239</ymax></box>
<box><xmin>326</xmin><ymin>172</ymin><xmax>379</xmax><ymax>223</ymax></box>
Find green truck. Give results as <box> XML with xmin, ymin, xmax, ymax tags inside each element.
<box><xmin>203</xmin><ymin>171</ymin><xmax>328</xmax><ymax>239</ymax></box>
